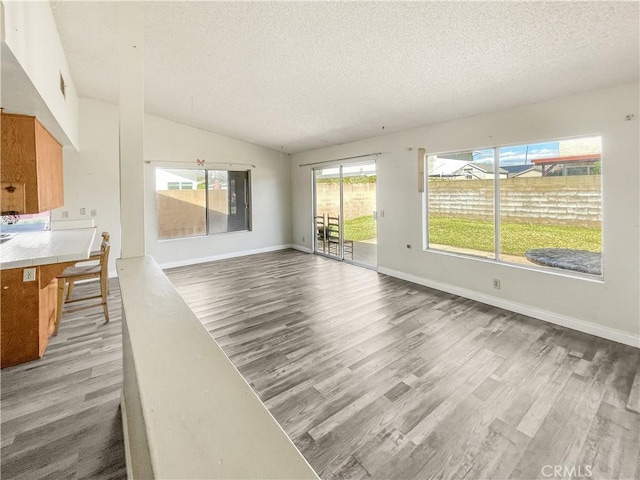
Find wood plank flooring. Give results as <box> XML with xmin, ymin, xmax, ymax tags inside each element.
<box><xmin>1</xmin><ymin>249</ymin><xmax>638</xmax><ymax>479</ymax></box>
<box><xmin>1</xmin><ymin>279</ymin><xmax>126</xmax><ymax>480</ymax></box>
<box><xmin>166</xmin><ymin>250</ymin><xmax>640</xmax><ymax>480</ymax></box>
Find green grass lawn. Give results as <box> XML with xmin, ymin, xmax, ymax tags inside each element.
<box><xmin>342</xmin><ymin>215</ymin><xmax>601</xmax><ymax>255</ymax></box>
<box><xmin>344</xmin><ymin>215</ymin><xmax>377</xmax><ymax>241</ymax></box>
<box><xmin>429</xmin><ymin>217</ymin><xmax>601</xmax><ymax>256</ymax></box>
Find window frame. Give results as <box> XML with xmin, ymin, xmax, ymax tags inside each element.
<box><xmin>423</xmin><ymin>136</ymin><xmax>603</xmax><ymax>279</ymax></box>
<box><xmin>155</xmin><ymin>167</ymin><xmax>252</xmax><ymax>241</ymax></box>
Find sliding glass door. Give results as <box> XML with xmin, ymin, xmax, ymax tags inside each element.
<box><xmin>313</xmin><ymin>160</ymin><xmax>377</xmax><ymax>268</ymax></box>
<box><xmin>313</xmin><ymin>167</ymin><xmax>341</xmax><ymax>259</ymax></box>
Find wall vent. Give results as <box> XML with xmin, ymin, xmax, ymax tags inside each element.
<box><xmin>59</xmin><ymin>72</ymin><xmax>66</xmax><ymax>99</ymax></box>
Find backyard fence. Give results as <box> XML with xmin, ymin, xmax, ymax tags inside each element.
<box><xmin>156</xmin><ymin>190</ymin><xmax>228</xmax><ymax>238</ymax></box>
<box><xmin>428</xmin><ymin>175</ymin><xmax>601</xmax><ymax>227</ymax></box>
<box><xmin>316</xmin><ymin>183</ymin><xmax>376</xmax><ymax>220</ymax></box>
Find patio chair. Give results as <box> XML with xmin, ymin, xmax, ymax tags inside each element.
<box><xmin>327</xmin><ymin>215</ymin><xmax>353</xmax><ymax>259</ymax></box>
<box><xmin>316</xmin><ymin>214</ymin><xmax>327</xmax><ymax>253</ymax></box>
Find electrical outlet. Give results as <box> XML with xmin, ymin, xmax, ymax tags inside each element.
<box><xmin>493</xmin><ymin>279</ymin><xmax>501</xmax><ymax>289</ymax></box>
<box><xmin>80</xmin><ymin>207</ymin><xmax>86</xmax><ymax>215</ymax></box>
<box><xmin>23</xmin><ymin>268</ymin><xmax>36</xmax><ymax>282</ymax></box>
<box><xmin>61</xmin><ymin>210</ymin><xmax>69</xmax><ymax>219</ymax></box>
<box><xmin>91</xmin><ymin>209</ymin><xmax>97</xmax><ymax>217</ymax></box>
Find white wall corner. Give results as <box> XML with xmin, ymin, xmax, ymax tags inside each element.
<box><xmin>377</xmin><ymin>266</ymin><xmax>640</xmax><ymax>348</ymax></box>
<box><xmin>1</xmin><ymin>2</ymin><xmax>5</xmax><ymax>43</ymax></box>
<box><xmin>291</xmin><ymin>244</ymin><xmax>313</xmax><ymax>254</ymax></box>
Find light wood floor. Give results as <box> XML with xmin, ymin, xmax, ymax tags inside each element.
<box><xmin>2</xmin><ymin>250</ymin><xmax>639</xmax><ymax>479</ymax></box>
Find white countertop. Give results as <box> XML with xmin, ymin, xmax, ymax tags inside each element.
<box><xmin>0</xmin><ymin>227</ymin><xmax>97</xmax><ymax>270</ymax></box>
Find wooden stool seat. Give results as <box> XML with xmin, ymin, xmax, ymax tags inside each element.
<box><xmin>59</xmin><ymin>265</ymin><xmax>101</xmax><ymax>278</ymax></box>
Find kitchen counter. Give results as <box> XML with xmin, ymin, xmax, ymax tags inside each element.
<box><xmin>0</xmin><ymin>227</ymin><xmax>97</xmax><ymax>270</ymax></box>
<box><xmin>1</xmin><ymin>227</ymin><xmax>97</xmax><ymax>368</ymax></box>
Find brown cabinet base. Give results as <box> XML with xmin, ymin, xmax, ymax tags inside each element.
<box><xmin>1</xmin><ymin>262</ymin><xmax>73</xmax><ymax>368</ymax></box>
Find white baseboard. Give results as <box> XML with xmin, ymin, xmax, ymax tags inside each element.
<box><xmin>377</xmin><ymin>267</ymin><xmax>640</xmax><ymax>348</ymax></box>
<box><xmin>121</xmin><ymin>394</ymin><xmax>134</xmax><ymax>480</ymax></box>
<box><xmin>291</xmin><ymin>244</ymin><xmax>313</xmax><ymax>254</ymax></box>
<box><xmin>156</xmin><ymin>244</ymin><xmax>294</xmax><ymax>270</ymax></box>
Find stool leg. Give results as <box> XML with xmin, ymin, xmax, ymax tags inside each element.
<box><xmin>101</xmin><ymin>273</ymin><xmax>110</xmax><ymax>323</ymax></box>
<box><xmin>54</xmin><ymin>278</ymin><xmax>66</xmax><ymax>336</ymax></box>
<box><xmin>66</xmin><ymin>280</ymin><xmax>75</xmax><ymax>302</ymax></box>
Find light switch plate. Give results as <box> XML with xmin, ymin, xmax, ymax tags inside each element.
<box><xmin>23</xmin><ymin>268</ymin><xmax>36</xmax><ymax>282</ymax></box>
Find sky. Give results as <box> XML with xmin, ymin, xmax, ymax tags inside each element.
<box><xmin>473</xmin><ymin>141</ymin><xmax>560</xmax><ymax>166</ymax></box>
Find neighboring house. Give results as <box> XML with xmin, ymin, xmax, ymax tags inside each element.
<box><xmin>453</xmin><ymin>162</ymin><xmax>508</xmax><ymax>180</ymax></box>
<box><xmin>531</xmin><ymin>153</ymin><xmax>601</xmax><ymax>176</ymax></box>
<box><xmin>155</xmin><ymin>170</ymin><xmax>202</xmax><ymax>190</ymax></box>
<box><xmin>501</xmin><ymin>164</ymin><xmax>543</xmax><ymax>178</ymax></box>
<box><xmin>430</xmin><ymin>157</ymin><xmax>543</xmax><ymax>179</ymax></box>
<box><xmin>530</xmin><ymin>136</ymin><xmax>601</xmax><ymax>176</ymax></box>
<box><xmin>428</xmin><ymin>157</ymin><xmax>472</xmax><ymax>178</ymax></box>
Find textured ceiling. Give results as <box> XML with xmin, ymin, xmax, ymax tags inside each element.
<box><xmin>50</xmin><ymin>1</ymin><xmax>639</xmax><ymax>154</ymax></box>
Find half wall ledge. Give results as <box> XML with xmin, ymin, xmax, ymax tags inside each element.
<box><xmin>117</xmin><ymin>255</ymin><xmax>317</xmax><ymax>479</ymax></box>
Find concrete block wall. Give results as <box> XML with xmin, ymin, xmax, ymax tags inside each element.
<box><xmin>428</xmin><ymin>175</ymin><xmax>601</xmax><ymax>227</ymax></box>
<box><xmin>315</xmin><ymin>183</ymin><xmax>376</xmax><ymax>220</ymax></box>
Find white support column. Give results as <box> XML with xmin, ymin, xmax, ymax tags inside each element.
<box><xmin>118</xmin><ymin>3</ymin><xmax>145</xmax><ymax>258</ymax></box>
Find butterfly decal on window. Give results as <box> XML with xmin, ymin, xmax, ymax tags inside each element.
<box><xmin>196</xmin><ymin>159</ymin><xmax>205</xmax><ymax>166</ymax></box>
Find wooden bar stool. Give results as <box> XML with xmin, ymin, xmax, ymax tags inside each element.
<box><xmin>54</xmin><ymin>234</ymin><xmax>110</xmax><ymax>335</ymax></box>
<box><xmin>65</xmin><ymin>232</ymin><xmax>110</xmax><ymax>299</ymax></box>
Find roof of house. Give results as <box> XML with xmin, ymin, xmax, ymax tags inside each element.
<box><xmin>457</xmin><ymin>163</ymin><xmax>508</xmax><ymax>175</ymax></box>
<box><xmin>531</xmin><ymin>153</ymin><xmax>601</xmax><ymax>165</ymax></box>
<box><xmin>429</xmin><ymin>158</ymin><xmax>470</xmax><ymax>176</ymax></box>
<box><xmin>501</xmin><ymin>164</ymin><xmax>541</xmax><ymax>174</ymax></box>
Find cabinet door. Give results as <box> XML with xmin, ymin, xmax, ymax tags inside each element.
<box><xmin>1</xmin><ymin>115</ymin><xmax>38</xmax><ymax>213</ymax></box>
<box><xmin>0</xmin><ymin>268</ymin><xmax>41</xmax><ymax>367</ymax></box>
<box><xmin>34</xmin><ymin>120</ymin><xmax>64</xmax><ymax>212</ymax></box>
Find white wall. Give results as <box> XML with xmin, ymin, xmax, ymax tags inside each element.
<box><xmin>53</xmin><ymin>99</ymin><xmax>121</xmax><ymax>276</ymax></box>
<box><xmin>144</xmin><ymin>115</ymin><xmax>292</xmax><ymax>267</ymax></box>
<box><xmin>57</xmin><ymin>98</ymin><xmax>293</xmax><ymax>274</ymax></box>
<box><xmin>291</xmin><ymin>83</ymin><xmax>640</xmax><ymax>344</ymax></box>
<box><xmin>2</xmin><ymin>0</ymin><xmax>79</xmax><ymax>147</ymax></box>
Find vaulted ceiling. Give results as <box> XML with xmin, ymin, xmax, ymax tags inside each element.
<box><xmin>50</xmin><ymin>1</ymin><xmax>639</xmax><ymax>153</ymax></box>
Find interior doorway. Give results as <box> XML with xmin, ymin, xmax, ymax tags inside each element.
<box><xmin>313</xmin><ymin>160</ymin><xmax>377</xmax><ymax>268</ymax></box>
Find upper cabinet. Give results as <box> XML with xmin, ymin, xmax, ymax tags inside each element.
<box><xmin>1</xmin><ymin>113</ymin><xmax>64</xmax><ymax>214</ymax></box>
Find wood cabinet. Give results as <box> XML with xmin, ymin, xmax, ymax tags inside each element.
<box><xmin>1</xmin><ymin>113</ymin><xmax>64</xmax><ymax>214</ymax></box>
<box><xmin>0</xmin><ymin>262</ymin><xmax>72</xmax><ymax>368</ymax></box>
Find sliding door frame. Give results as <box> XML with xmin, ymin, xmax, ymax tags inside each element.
<box><xmin>312</xmin><ymin>159</ymin><xmax>378</xmax><ymax>269</ymax></box>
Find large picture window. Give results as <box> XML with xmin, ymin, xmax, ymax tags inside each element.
<box><xmin>426</xmin><ymin>135</ymin><xmax>602</xmax><ymax>276</ymax></box>
<box><xmin>156</xmin><ymin>168</ymin><xmax>251</xmax><ymax>240</ymax></box>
